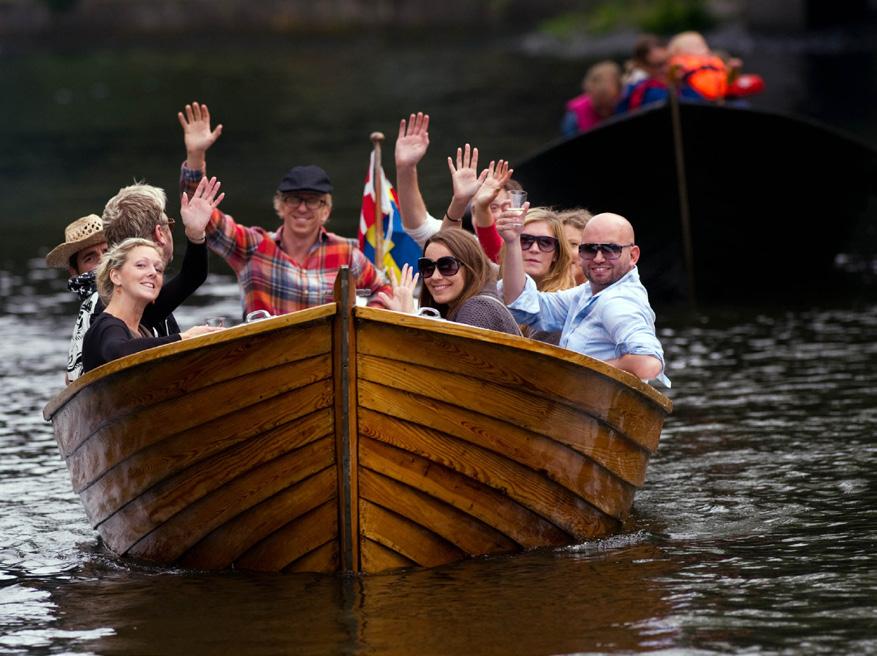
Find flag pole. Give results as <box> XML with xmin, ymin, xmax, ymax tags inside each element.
<box><xmin>667</xmin><ymin>78</ymin><xmax>697</xmax><ymax>309</ymax></box>
<box><xmin>370</xmin><ymin>131</ymin><xmax>385</xmax><ymax>274</ymax></box>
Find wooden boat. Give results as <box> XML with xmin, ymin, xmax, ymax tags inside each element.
<box><xmin>514</xmin><ymin>100</ymin><xmax>877</xmax><ymax>304</ymax></box>
<box><xmin>43</xmin><ymin>269</ymin><xmax>672</xmax><ymax>574</ymax></box>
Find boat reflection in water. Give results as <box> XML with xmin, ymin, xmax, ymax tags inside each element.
<box><xmin>41</xmin><ymin>541</ymin><xmax>678</xmax><ymax>654</ymax></box>
<box><xmin>43</xmin><ymin>268</ymin><xmax>671</xmax><ymax>574</ymax></box>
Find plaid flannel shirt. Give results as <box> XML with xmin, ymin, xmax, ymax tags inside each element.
<box><xmin>182</xmin><ymin>164</ymin><xmax>390</xmax><ymax>316</ymax></box>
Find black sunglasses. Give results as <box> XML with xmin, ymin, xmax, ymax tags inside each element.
<box><xmin>520</xmin><ymin>233</ymin><xmax>559</xmax><ymax>253</ymax></box>
<box><xmin>417</xmin><ymin>256</ymin><xmax>462</xmax><ymax>279</ymax></box>
<box><xmin>578</xmin><ymin>243</ymin><xmax>635</xmax><ymax>260</ymax></box>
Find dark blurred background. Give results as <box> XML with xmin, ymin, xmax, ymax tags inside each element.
<box><xmin>2</xmin><ymin>0</ymin><xmax>877</xmax><ymax>271</ymax></box>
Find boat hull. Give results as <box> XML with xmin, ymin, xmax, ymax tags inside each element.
<box><xmin>44</xmin><ymin>275</ymin><xmax>671</xmax><ymax>574</ymax></box>
<box><xmin>514</xmin><ymin>101</ymin><xmax>877</xmax><ymax>303</ymax></box>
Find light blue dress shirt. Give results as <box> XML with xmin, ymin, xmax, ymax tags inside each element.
<box><xmin>502</xmin><ymin>266</ymin><xmax>671</xmax><ymax>387</ymax></box>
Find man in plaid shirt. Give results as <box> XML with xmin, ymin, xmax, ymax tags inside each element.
<box><xmin>178</xmin><ymin>101</ymin><xmax>390</xmax><ymax>318</ymax></box>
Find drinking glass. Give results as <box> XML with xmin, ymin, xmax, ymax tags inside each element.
<box><xmin>507</xmin><ymin>189</ymin><xmax>527</xmax><ymax>208</ymax></box>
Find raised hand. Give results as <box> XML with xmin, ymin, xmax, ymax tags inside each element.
<box><xmin>447</xmin><ymin>144</ymin><xmax>489</xmax><ymax>204</ymax></box>
<box><xmin>376</xmin><ymin>263</ymin><xmax>420</xmax><ymax>314</ymax></box>
<box><xmin>178</xmin><ymin>102</ymin><xmax>223</xmax><ymax>168</ymax></box>
<box><xmin>395</xmin><ymin>112</ymin><xmax>430</xmax><ymax>169</ymax></box>
<box><xmin>180</xmin><ymin>176</ymin><xmax>225</xmax><ymax>242</ymax></box>
<box><xmin>472</xmin><ymin>159</ymin><xmax>513</xmax><ymax>209</ymax></box>
<box><xmin>495</xmin><ymin>201</ymin><xmax>530</xmax><ymax>243</ymax></box>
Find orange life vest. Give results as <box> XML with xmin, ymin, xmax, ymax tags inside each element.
<box><xmin>669</xmin><ymin>54</ymin><xmax>728</xmax><ymax>101</ymax></box>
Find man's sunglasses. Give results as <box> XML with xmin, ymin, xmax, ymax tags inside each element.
<box><xmin>520</xmin><ymin>234</ymin><xmax>559</xmax><ymax>253</ymax></box>
<box><xmin>578</xmin><ymin>243</ymin><xmax>635</xmax><ymax>260</ymax></box>
<box><xmin>417</xmin><ymin>256</ymin><xmax>462</xmax><ymax>278</ymax></box>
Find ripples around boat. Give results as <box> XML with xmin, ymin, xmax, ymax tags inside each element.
<box><xmin>1</xmin><ymin>264</ymin><xmax>875</xmax><ymax>655</ymax></box>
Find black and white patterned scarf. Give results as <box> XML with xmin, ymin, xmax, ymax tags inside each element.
<box><xmin>67</xmin><ymin>271</ymin><xmax>97</xmax><ymax>301</ymax></box>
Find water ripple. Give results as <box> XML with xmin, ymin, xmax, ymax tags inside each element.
<box><xmin>2</xmin><ymin>259</ymin><xmax>876</xmax><ymax>654</ymax></box>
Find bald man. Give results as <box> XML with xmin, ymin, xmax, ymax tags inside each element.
<box><xmin>498</xmin><ymin>211</ymin><xmax>669</xmax><ymax>386</ymax></box>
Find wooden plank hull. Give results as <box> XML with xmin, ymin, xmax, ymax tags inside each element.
<box><xmin>44</xmin><ymin>275</ymin><xmax>671</xmax><ymax>574</ymax></box>
<box><xmin>514</xmin><ymin>101</ymin><xmax>877</xmax><ymax>303</ymax></box>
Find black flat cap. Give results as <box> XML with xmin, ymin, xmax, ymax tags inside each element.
<box><xmin>277</xmin><ymin>165</ymin><xmax>333</xmax><ymax>194</ymax></box>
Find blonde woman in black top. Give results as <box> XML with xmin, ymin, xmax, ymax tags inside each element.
<box><xmin>82</xmin><ymin>238</ymin><xmax>220</xmax><ymax>373</ymax></box>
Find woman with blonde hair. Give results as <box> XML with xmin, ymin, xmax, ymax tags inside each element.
<box><xmin>557</xmin><ymin>207</ymin><xmax>593</xmax><ymax>285</ymax></box>
<box><xmin>82</xmin><ymin>238</ymin><xmax>220</xmax><ymax>373</ymax></box>
<box><xmin>503</xmin><ymin>208</ymin><xmax>575</xmax><ymax>291</ymax></box>
<box><xmin>380</xmin><ymin>228</ymin><xmax>520</xmax><ymax>335</ymax></box>
<box><xmin>498</xmin><ymin>209</ymin><xmax>576</xmax><ymax>344</ymax></box>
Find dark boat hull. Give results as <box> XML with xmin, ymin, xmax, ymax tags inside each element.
<box><xmin>514</xmin><ymin>101</ymin><xmax>877</xmax><ymax>303</ymax></box>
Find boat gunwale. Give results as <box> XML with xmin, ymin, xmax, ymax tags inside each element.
<box><xmin>515</xmin><ymin>99</ymin><xmax>877</xmax><ymax>167</ymax></box>
<box><xmin>42</xmin><ymin>303</ymin><xmax>338</xmax><ymax>420</ymax></box>
<box><xmin>353</xmin><ymin>305</ymin><xmax>673</xmax><ymax>413</ymax></box>
<box><xmin>45</xmin><ymin>301</ymin><xmax>671</xmax><ymax>423</ymax></box>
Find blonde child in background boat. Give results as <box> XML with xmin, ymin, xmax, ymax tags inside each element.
<box><xmin>81</xmin><ymin>239</ymin><xmax>221</xmax><ymax>373</ymax></box>
<box><xmin>561</xmin><ymin>60</ymin><xmax>623</xmax><ymax>137</ymax></box>
<box><xmin>379</xmin><ymin>228</ymin><xmax>520</xmax><ymax>336</ymax></box>
<box><xmin>666</xmin><ymin>31</ymin><xmax>760</xmax><ymax>104</ymax></box>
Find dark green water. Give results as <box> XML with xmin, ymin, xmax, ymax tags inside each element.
<box><xmin>2</xmin><ymin>29</ymin><xmax>876</xmax><ymax>655</ymax></box>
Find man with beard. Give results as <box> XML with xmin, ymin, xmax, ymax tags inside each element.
<box><xmin>498</xmin><ymin>211</ymin><xmax>669</xmax><ymax>386</ymax></box>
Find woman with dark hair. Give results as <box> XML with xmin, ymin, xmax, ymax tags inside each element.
<box><xmin>380</xmin><ymin>228</ymin><xmax>520</xmax><ymax>335</ymax></box>
<box><xmin>623</xmin><ymin>34</ymin><xmax>667</xmax><ymax>87</ymax></box>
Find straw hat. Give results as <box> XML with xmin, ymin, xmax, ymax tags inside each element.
<box><xmin>45</xmin><ymin>214</ymin><xmax>106</xmax><ymax>268</ymax></box>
